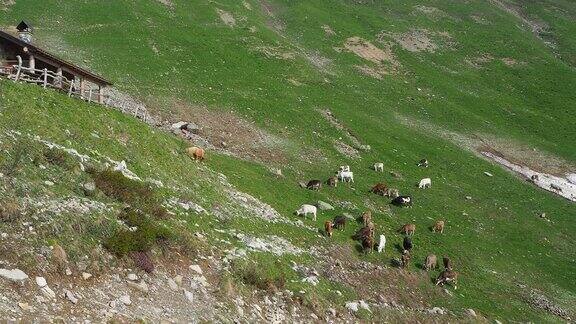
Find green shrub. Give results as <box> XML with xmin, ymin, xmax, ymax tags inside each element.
<box><xmin>103</xmin><ymin>209</ymin><xmax>172</xmax><ymax>257</ymax></box>
<box><xmin>42</xmin><ymin>147</ymin><xmax>76</xmax><ymax>170</ymax></box>
<box><xmin>231</xmin><ymin>259</ymin><xmax>286</xmax><ymax>292</ymax></box>
<box><xmin>89</xmin><ymin>169</ymin><xmax>167</xmax><ymax>218</ymax></box>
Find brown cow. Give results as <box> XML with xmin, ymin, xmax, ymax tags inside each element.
<box><xmin>186</xmin><ymin>146</ymin><xmax>205</xmax><ymax>161</ymax></box>
<box><xmin>362</xmin><ymin>236</ymin><xmax>375</xmax><ymax>254</ymax></box>
<box><xmin>424</xmin><ymin>254</ymin><xmax>438</xmax><ymax>271</ymax></box>
<box><xmin>306</xmin><ymin>180</ymin><xmax>322</xmax><ymax>191</ymax></box>
<box><xmin>333</xmin><ymin>215</ymin><xmax>346</xmax><ymax>230</ymax></box>
<box><xmin>398</xmin><ymin>223</ymin><xmax>416</xmax><ymax>236</ymax></box>
<box><xmin>354</xmin><ymin>226</ymin><xmax>374</xmax><ymax>241</ymax></box>
<box><xmin>401</xmin><ymin>251</ymin><xmax>411</xmax><ymax>268</ymax></box>
<box><xmin>443</xmin><ymin>256</ymin><xmax>452</xmax><ymax>270</ymax></box>
<box><xmin>361</xmin><ymin>210</ymin><xmax>372</xmax><ymax>226</ymax></box>
<box><xmin>432</xmin><ymin>220</ymin><xmax>445</xmax><ymax>234</ymax></box>
<box><xmin>324</xmin><ymin>221</ymin><xmax>333</xmax><ymax>237</ymax></box>
<box><xmin>370</xmin><ymin>183</ymin><xmax>388</xmax><ymax>196</ymax></box>
<box><xmin>326</xmin><ymin>176</ymin><xmax>338</xmax><ymax>187</ymax></box>
<box><xmin>436</xmin><ymin>270</ymin><xmax>458</xmax><ymax>289</ymax></box>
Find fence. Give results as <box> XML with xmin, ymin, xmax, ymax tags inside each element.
<box><xmin>1</xmin><ymin>55</ymin><xmax>151</xmax><ymax>123</ymax></box>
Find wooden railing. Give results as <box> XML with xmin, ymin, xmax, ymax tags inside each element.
<box><xmin>1</xmin><ymin>55</ymin><xmax>152</xmax><ymax>123</ymax></box>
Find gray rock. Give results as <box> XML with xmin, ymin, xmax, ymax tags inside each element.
<box><xmin>189</xmin><ymin>264</ymin><xmax>203</xmax><ymax>275</ymax></box>
<box><xmin>127</xmin><ymin>273</ymin><xmax>138</xmax><ymax>281</ymax></box>
<box><xmin>167</xmin><ymin>278</ymin><xmax>178</xmax><ymax>291</ymax></box>
<box><xmin>316</xmin><ymin>201</ymin><xmax>334</xmax><ymax>210</ymax></box>
<box><xmin>120</xmin><ymin>295</ymin><xmax>131</xmax><ymax>306</ymax></box>
<box><xmin>82</xmin><ymin>272</ymin><xmax>92</xmax><ymax>280</ymax></box>
<box><xmin>82</xmin><ymin>182</ymin><xmax>96</xmax><ymax>196</ymax></box>
<box><xmin>41</xmin><ymin>286</ymin><xmax>56</xmax><ymax>299</ymax></box>
<box><xmin>64</xmin><ymin>290</ymin><xmax>78</xmax><ymax>304</ymax></box>
<box><xmin>171</xmin><ymin>121</ymin><xmax>189</xmax><ymax>131</ymax></box>
<box><xmin>184</xmin><ymin>290</ymin><xmax>194</xmax><ymax>303</ymax></box>
<box><xmin>35</xmin><ymin>276</ymin><xmax>47</xmax><ymax>288</ymax></box>
<box><xmin>465</xmin><ymin>308</ymin><xmax>477</xmax><ymax>317</ymax></box>
<box><xmin>0</xmin><ymin>268</ymin><xmax>28</xmax><ymax>282</ymax></box>
<box><xmin>127</xmin><ymin>280</ymin><xmax>149</xmax><ymax>293</ymax></box>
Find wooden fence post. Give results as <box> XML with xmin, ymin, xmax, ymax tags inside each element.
<box><xmin>88</xmin><ymin>88</ymin><xmax>93</xmax><ymax>103</ymax></box>
<box><xmin>43</xmin><ymin>68</ymin><xmax>48</xmax><ymax>88</ymax></box>
<box><xmin>14</xmin><ymin>56</ymin><xmax>22</xmax><ymax>82</ymax></box>
<box><xmin>68</xmin><ymin>81</ymin><xmax>74</xmax><ymax>97</ymax></box>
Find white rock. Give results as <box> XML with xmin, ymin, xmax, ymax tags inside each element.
<box><xmin>120</xmin><ymin>295</ymin><xmax>131</xmax><ymax>306</ymax></box>
<box><xmin>189</xmin><ymin>264</ymin><xmax>203</xmax><ymax>275</ymax></box>
<box><xmin>0</xmin><ymin>268</ymin><xmax>28</xmax><ymax>282</ymax></box>
<box><xmin>302</xmin><ymin>276</ymin><xmax>319</xmax><ymax>286</ymax></box>
<box><xmin>167</xmin><ymin>278</ymin><xmax>178</xmax><ymax>291</ymax></box>
<box><xmin>41</xmin><ymin>286</ymin><xmax>56</xmax><ymax>299</ymax></box>
<box><xmin>345</xmin><ymin>301</ymin><xmax>359</xmax><ymax>312</ymax></box>
<box><xmin>35</xmin><ymin>276</ymin><xmax>47</xmax><ymax>288</ymax></box>
<box><xmin>359</xmin><ymin>300</ymin><xmax>370</xmax><ymax>311</ymax></box>
<box><xmin>466</xmin><ymin>308</ymin><xmax>477</xmax><ymax>317</ymax></box>
<box><xmin>174</xmin><ymin>275</ymin><xmax>183</xmax><ymax>285</ymax></box>
<box><xmin>126</xmin><ymin>273</ymin><xmax>138</xmax><ymax>281</ymax></box>
<box><xmin>184</xmin><ymin>290</ymin><xmax>194</xmax><ymax>303</ymax></box>
<box><xmin>65</xmin><ymin>268</ymin><xmax>72</xmax><ymax>276</ymax></box>
<box><xmin>127</xmin><ymin>280</ymin><xmax>149</xmax><ymax>293</ymax></box>
<box><xmin>192</xmin><ymin>275</ymin><xmax>209</xmax><ymax>287</ymax></box>
<box><xmin>484</xmin><ymin>172</ymin><xmax>493</xmax><ymax>177</ymax></box>
<box><xmin>82</xmin><ymin>272</ymin><xmax>92</xmax><ymax>280</ymax></box>
<box><xmin>44</xmin><ymin>180</ymin><xmax>55</xmax><ymax>186</ymax></box>
<box><xmin>1</xmin><ymin>233</ymin><xmax>7</xmax><ymax>238</ymax></box>
<box><xmin>64</xmin><ymin>290</ymin><xmax>78</xmax><ymax>304</ymax></box>
<box><xmin>567</xmin><ymin>173</ymin><xmax>576</xmax><ymax>185</ymax></box>
<box><xmin>18</xmin><ymin>302</ymin><xmax>31</xmax><ymax>311</ymax></box>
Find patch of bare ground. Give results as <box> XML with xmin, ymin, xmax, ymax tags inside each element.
<box><xmin>334</xmin><ymin>140</ymin><xmax>361</xmax><ymax>159</ymax></box>
<box><xmin>305</xmin><ymin>51</ymin><xmax>332</xmax><ymax>72</ymax></box>
<box><xmin>379</xmin><ymin>29</ymin><xmax>455</xmax><ymax>53</ymax></box>
<box><xmin>155</xmin><ymin>0</ymin><xmax>174</xmax><ymax>10</ymax></box>
<box><xmin>342</xmin><ymin>37</ymin><xmax>401</xmax><ymax>78</ymax></box>
<box><xmin>168</xmin><ymin>101</ymin><xmax>291</xmax><ymax>165</ymax></box>
<box><xmin>321</xmin><ymin>24</ymin><xmax>336</xmax><ymax>36</ymax></box>
<box><xmin>470</xmin><ymin>14</ymin><xmax>491</xmax><ymax>25</ymax></box>
<box><xmin>413</xmin><ymin>5</ymin><xmax>449</xmax><ymax>21</ymax></box>
<box><xmin>465</xmin><ymin>53</ymin><xmax>494</xmax><ymax>68</ymax></box>
<box><xmin>250</xmin><ymin>45</ymin><xmax>295</xmax><ymax>60</ymax></box>
<box><xmin>258</xmin><ymin>0</ymin><xmax>285</xmax><ymax>32</ymax></box>
<box><xmin>216</xmin><ymin>9</ymin><xmax>236</xmax><ymax>28</ymax></box>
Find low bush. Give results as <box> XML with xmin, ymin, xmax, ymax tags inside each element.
<box><xmin>231</xmin><ymin>259</ymin><xmax>286</xmax><ymax>292</ymax></box>
<box><xmin>0</xmin><ymin>198</ymin><xmax>21</xmax><ymax>222</ymax></box>
<box><xmin>42</xmin><ymin>147</ymin><xmax>75</xmax><ymax>169</ymax></box>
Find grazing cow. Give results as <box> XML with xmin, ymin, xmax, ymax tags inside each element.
<box><xmin>374</xmin><ymin>163</ymin><xmax>384</xmax><ymax>172</ymax></box>
<box><xmin>370</xmin><ymin>183</ymin><xmax>388</xmax><ymax>196</ymax></box>
<box><xmin>398</xmin><ymin>223</ymin><xmax>416</xmax><ymax>236</ymax></box>
<box><xmin>295</xmin><ymin>204</ymin><xmax>317</xmax><ymax>221</ymax></box>
<box><xmin>377</xmin><ymin>234</ymin><xmax>386</xmax><ymax>253</ymax></box>
<box><xmin>391</xmin><ymin>196</ymin><xmax>412</xmax><ymax>207</ymax></box>
<box><xmin>436</xmin><ymin>270</ymin><xmax>458</xmax><ymax>289</ymax></box>
<box><xmin>337</xmin><ymin>170</ymin><xmax>354</xmax><ymax>183</ymax></box>
<box><xmin>186</xmin><ymin>146</ymin><xmax>205</xmax><ymax>161</ymax></box>
<box><xmin>403</xmin><ymin>236</ymin><xmax>413</xmax><ymax>252</ymax></box>
<box><xmin>443</xmin><ymin>256</ymin><xmax>452</xmax><ymax>270</ymax></box>
<box><xmin>333</xmin><ymin>215</ymin><xmax>347</xmax><ymax>230</ymax></box>
<box><xmin>354</xmin><ymin>226</ymin><xmax>374</xmax><ymax>241</ymax></box>
<box><xmin>362</xmin><ymin>236</ymin><xmax>375</xmax><ymax>254</ymax></box>
<box><xmin>425</xmin><ymin>254</ymin><xmax>438</xmax><ymax>271</ymax></box>
<box><xmin>418</xmin><ymin>178</ymin><xmax>432</xmax><ymax>189</ymax></box>
<box><xmin>339</xmin><ymin>165</ymin><xmax>350</xmax><ymax>172</ymax></box>
<box><xmin>324</xmin><ymin>221</ymin><xmax>333</xmax><ymax>237</ymax></box>
<box><xmin>361</xmin><ymin>210</ymin><xmax>372</xmax><ymax>226</ymax></box>
<box><xmin>401</xmin><ymin>251</ymin><xmax>411</xmax><ymax>268</ymax></box>
<box><xmin>306</xmin><ymin>180</ymin><xmax>322</xmax><ymax>191</ymax></box>
<box><xmin>326</xmin><ymin>176</ymin><xmax>338</xmax><ymax>187</ymax></box>
<box><xmin>385</xmin><ymin>188</ymin><xmax>400</xmax><ymax>198</ymax></box>
<box><xmin>418</xmin><ymin>159</ymin><xmax>429</xmax><ymax>168</ymax></box>
<box><xmin>550</xmin><ymin>184</ymin><xmax>562</xmax><ymax>192</ymax></box>
<box><xmin>432</xmin><ymin>220</ymin><xmax>445</xmax><ymax>234</ymax></box>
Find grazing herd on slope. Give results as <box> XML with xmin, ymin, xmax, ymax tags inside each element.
<box><xmin>186</xmin><ymin>147</ymin><xmax>458</xmax><ymax>289</ymax></box>
<box><xmin>297</xmin><ymin>159</ymin><xmax>458</xmax><ymax>289</ymax></box>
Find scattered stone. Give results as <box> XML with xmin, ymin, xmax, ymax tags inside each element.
<box><xmin>465</xmin><ymin>196</ymin><xmax>472</xmax><ymax>200</ymax></box>
<box><xmin>465</xmin><ymin>308</ymin><xmax>477</xmax><ymax>317</ymax></box>
<box><xmin>18</xmin><ymin>302</ymin><xmax>31</xmax><ymax>311</ymax></box>
<box><xmin>64</xmin><ymin>290</ymin><xmax>78</xmax><ymax>304</ymax></box>
<box><xmin>174</xmin><ymin>275</ymin><xmax>183</xmax><ymax>286</ymax></box>
<box><xmin>484</xmin><ymin>172</ymin><xmax>493</xmax><ymax>177</ymax></box>
<box><xmin>127</xmin><ymin>280</ymin><xmax>149</xmax><ymax>293</ymax></box>
<box><xmin>65</xmin><ymin>268</ymin><xmax>72</xmax><ymax>276</ymax></box>
<box><xmin>41</xmin><ymin>286</ymin><xmax>56</xmax><ymax>299</ymax></box>
<box><xmin>167</xmin><ymin>278</ymin><xmax>178</xmax><ymax>291</ymax></box>
<box><xmin>427</xmin><ymin>307</ymin><xmax>445</xmax><ymax>315</ymax></box>
<box><xmin>82</xmin><ymin>272</ymin><xmax>92</xmax><ymax>280</ymax></box>
<box><xmin>539</xmin><ymin>213</ymin><xmax>547</xmax><ymax>219</ymax></box>
<box><xmin>302</xmin><ymin>276</ymin><xmax>319</xmax><ymax>286</ymax></box>
<box><xmin>345</xmin><ymin>301</ymin><xmax>359</xmax><ymax>312</ymax></box>
<box><xmin>316</xmin><ymin>201</ymin><xmax>334</xmax><ymax>211</ymax></box>
<box><xmin>35</xmin><ymin>276</ymin><xmax>47</xmax><ymax>288</ymax></box>
<box><xmin>189</xmin><ymin>264</ymin><xmax>203</xmax><ymax>275</ymax></box>
<box><xmin>184</xmin><ymin>290</ymin><xmax>194</xmax><ymax>303</ymax></box>
<box><xmin>127</xmin><ymin>273</ymin><xmax>138</xmax><ymax>281</ymax></box>
<box><xmin>327</xmin><ymin>308</ymin><xmax>337</xmax><ymax>316</ymax></box>
<box><xmin>44</xmin><ymin>180</ymin><xmax>55</xmax><ymax>186</ymax></box>
<box><xmin>82</xmin><ymin>182</ymin><xmax>96</xmax><ymax>196</ymax></box>
<box><xmin>120</xmin><ymin>295</ymin><xmax>131</xmax><ymax>306</ymax></box>
<box><xmin>0</xmin><ymin>268</ymin><xmax>28</xmax><ymax>282</ymax></box>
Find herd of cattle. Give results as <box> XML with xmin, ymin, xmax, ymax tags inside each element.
<box><xmin>186</xmin><ymin>147</ymin><xmax>458</xmax><ymax>288</ymax></box>
<box><xmin>295</xmin><ymin>159</ymin><xmax>459</xmax><ymax>289</ymax></box>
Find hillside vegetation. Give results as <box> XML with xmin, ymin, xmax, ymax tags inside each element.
<box><xmin>1</xmin><ymin>0</ymin><xmax>575</xmax><ymax>322</ymax></box>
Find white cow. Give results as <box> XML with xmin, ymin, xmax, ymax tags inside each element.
<box><xmin>337</xmin><ymin>170</ymin><xmax>354</xmax><ymax>183</ymax></box>
<box><xmin>377</xmin><ymin>234</ymin><xmax>386</xmax><ymax>253</ymax></box>
<box><xmin>418</xmin><ymin>178</ymin><xmax>431</xmax><ymax>189</ymax></box>
<box><xmin>374</xmin><ymin>163</ymin><xmax>384</xmax><ymax>172</ymax></box>
<box><xmin>295</xmin><ymin>204</ymin><xmax>317</xmax><ymax>221</ymax></box>
<box><xmin>339</xmin><ymin>165</ymin><xmax>351</xmax><ymax>172</ymax></box>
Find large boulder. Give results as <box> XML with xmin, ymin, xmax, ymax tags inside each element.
<box><xmin>0</xmin><ymin>268</ymin><xmax>28</xmax><ymax>282</ymax></box>
<box><xmin>317</xmin><ymin>201</ymin><xmax>334</xmax><ymax>210</ymax></box>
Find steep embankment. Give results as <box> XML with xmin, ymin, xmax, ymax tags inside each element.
<box><xmin>1</xmin><ymin>0</ymin><xmax>575</xmax><ymax>322</ymax></box>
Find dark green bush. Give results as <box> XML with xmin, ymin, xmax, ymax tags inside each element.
<box><xmin>231</xmin><ymin>260</ymin><xmax>286</xmax><ymax>292</ymax></box>
<box><xmin>42</xmin><ymin>147</ymin><xmax>75</xmax><ymax>169</ymax></box>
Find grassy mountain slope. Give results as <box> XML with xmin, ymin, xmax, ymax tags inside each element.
<box><xmin>1</xmin><ymin>0</ymin><xmax>575</xmax><ymax>322</ymax></box>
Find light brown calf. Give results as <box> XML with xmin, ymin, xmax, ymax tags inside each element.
<box><xmin>324</xmin><ymin>221</ymin><xmax>333</xmax><ymax>237</ymax></box>
<box><xmin>424</xmin><ymin>254</ymin><xmax>438</xmax><ymax>271</ymax></box>
<box><xmin>433</xmin><ymin>220</ymin><xmax>445</xmax><ymax>234</ymax></box>
<box><xmin>361</xmin><ymin>210</ymin><xmax>372</xmax><ymax>226</ymax></box>
<box><xmin>398</xmin><ymin>223</ymin><xmax>416</xmax><ymax>236</ymax></box>
<box><xmin>186</xmin><ymin>146</ymin><xmax>205</xmax><ymax>161</ymax></box>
